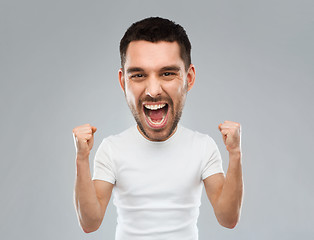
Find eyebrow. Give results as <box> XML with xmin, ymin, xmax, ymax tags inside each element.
<box><xmin>160</xmin><ymin>65</ymin><xmax>181</xmax><ymax>72</ymax></box>
<box><xmin>126</xmin><ymin>65</ymin><xmax>181</xmax><ymax>74</ymax></box>
<box><xmin>126</xmin><ymin>67</ymin><xmax>145</xmax><ymax>74</ymax></box>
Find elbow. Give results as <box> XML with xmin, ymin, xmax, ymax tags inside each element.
<box><xmin>221</xmin><ymin>220</ymin><xmax>238</xmax><ymax>229</ymax></box>
<box><xmin>82</xmin><ymin>224</ymin><xmax>100</xmax><ymax>233</ymax></box>
<box><xmin>80</xmin><ymin>219</ymin><xmax>102</xmax><ymax>233</ymax></box>
<box><xmin>83</xmin><ymin>228</ymin><xmax>94</xmax><ymax>234</ymax></box>
<box><xmin>218</xmin><ymin>214</ymin><xmax>240</xmax><ymax>229</ymax></box>
<box><xmin>83</xmin><ymin>228</ymin><xmax>96</xmax><ymax>234</ymax></box>
<box><xmin>215</xmin><ymin>205</ymin><xmax>242</xmax><ymax>229</ymax></box>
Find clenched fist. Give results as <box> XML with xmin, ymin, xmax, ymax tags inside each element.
<box><xmin>218</xmin><ymin>121</ymin><xmax>241</xmax><ymax>154</ymax></box>
<box><xmin>73</xmin><ymin>124</ymin><xmax>97</xmax><ymax>158</ymax></box>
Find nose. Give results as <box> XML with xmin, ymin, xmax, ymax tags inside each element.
<box><xmin>145</xmin><ymin>75</ymin><xmax>162</xmax><ymax>98</ymax></box>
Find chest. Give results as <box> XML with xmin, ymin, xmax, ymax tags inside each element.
<box><xmin>113</xmin><ymin>146</ymin><xmax>203</xmax><ymax>205</ymax></box>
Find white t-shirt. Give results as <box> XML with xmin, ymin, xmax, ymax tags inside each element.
<box><xmin>93</xmin><ymin>124</ymin><xmax>224</xmax><ymax>240</ymax></box>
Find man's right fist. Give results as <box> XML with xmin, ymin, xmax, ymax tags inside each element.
<box><xmin>72</xmin><ymin>124</ymin><xmax>97</xmax><ymax>158</ymax></box>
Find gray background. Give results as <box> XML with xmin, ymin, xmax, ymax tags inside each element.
<box><xmin>1</xmin><ymin>0</ymin><xmax>313</xmax><ymax>239</ymax></box>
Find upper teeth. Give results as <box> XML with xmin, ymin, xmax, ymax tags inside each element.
<box><xmin>144</xmin><ymin>103</ymin><xmax>166</xmax><ymax>110</ymax></box>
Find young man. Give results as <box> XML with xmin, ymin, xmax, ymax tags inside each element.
<box><xmin>73</xmin><ymin>17</ymin><xmax>243</xmax><ymax>239</ymax></box>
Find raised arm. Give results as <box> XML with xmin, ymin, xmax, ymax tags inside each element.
<box><xmin>73</xmin><ymin>124</ymin><xmax>114</xmax><ymax>233</ymax></box>
<box><xmin>203</xmin><ymin>121</ymin><xmax>243</xmax><ymax>229</ymax></box>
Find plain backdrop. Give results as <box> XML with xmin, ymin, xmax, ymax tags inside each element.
<box><xmin>1</xmin><ymin>0</ymin><xmax>313</xmax><ymax>239</ymax></box>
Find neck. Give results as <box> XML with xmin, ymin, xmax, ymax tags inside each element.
<box><xmin>136</xmin><ymin>125</ymin><xmax>178</xmax><ymax>142</ymax></box>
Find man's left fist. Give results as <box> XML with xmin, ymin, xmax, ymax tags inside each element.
<box><xmin>218</xmin><ymin>121</ymin><xmax>241</xmax><ymax>153</ymax></box>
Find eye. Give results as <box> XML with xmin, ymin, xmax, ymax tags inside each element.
<box><xmin>161</xmin><ymin>72</ymin><xmax>177</xmax><ymax>80</ymax></box>
<box><xmin>130</xmin><ymin>74</ymin><xmax>145</xmax><ymax>80</ymax></box>
<box><xmin>163</xmin><ymin>72</ymin><xmax>174</xmax><ymax>77</ymax></box>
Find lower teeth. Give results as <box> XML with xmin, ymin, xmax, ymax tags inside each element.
<box><xmin>148</xmin><ymin>116</ymin><xmax>165</xmax><ymax>125</ymax></box>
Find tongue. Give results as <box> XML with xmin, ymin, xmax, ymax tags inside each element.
<box><xmin>149</xmin><ymin>109</ymin><xmax>164</xmax><ymax>122</ymax></box>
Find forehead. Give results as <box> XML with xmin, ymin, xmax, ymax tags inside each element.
<box><xmin>124</xmin><ymin>40</ymin><xmax>184</xmax><ymax>70</ymax></box>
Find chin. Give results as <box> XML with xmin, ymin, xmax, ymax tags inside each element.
<box><xmin>129</xmin><ymin>98</ymin><xmax>183</xmax><ymax>142</ymax></box>
<box><xmin>146</xmin><ymin>129</ymin><xmax>171</xmax><ymax>142</ymax></box>
<box><xmin>137</xmin><ymin>117</ymin><xmax>179</xmax><ymax>142</ymax></box>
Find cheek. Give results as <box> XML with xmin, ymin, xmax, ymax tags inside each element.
<box><xmin>166</xmin><ymin>81</ymin><xmax>186</xmax><ymax>99</ymax></box>
<box><xmin>125</xmin><ymin>82</ymin><xmax>141</xmax><ymax>107</ymax></box>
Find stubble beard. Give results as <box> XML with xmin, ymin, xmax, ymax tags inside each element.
<box><xmin>127</xmin><ymin>93</ymin><xmax>187</xmax><ymax>142</ymax></box>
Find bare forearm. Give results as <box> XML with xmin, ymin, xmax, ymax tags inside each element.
<box><xmin>74</xmin><ymin>157</ymin><xmax>102</xmax><ymax>232</ymax></box>
<box><xmin>216</xmin><ymin>151</ymin><xmax>243</xmax><ymax>228</ymax></box>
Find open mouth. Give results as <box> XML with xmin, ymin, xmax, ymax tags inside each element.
<box><xmin>143</xmin><ymin>103</ymin><xmax>169</xmax><ymax>129</ymax></box>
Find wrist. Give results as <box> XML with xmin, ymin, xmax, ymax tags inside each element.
<box><xmin>76</xmin><ymin>156</ymin><xmax>91</xmax><ymax>176</ymax></box>
<box><xmin>76</xmin><ymin>154</ymin><xmax>90</xmax><ymax>163</ymax></box>
<box><xmin>228</xmin><ymin>150</ymin><xmax>242</xmax><ymax>169</ymax></box>
<box><xmin>76</xmin><ymin>150</ymin><xmax>90</xmax><ymax>160</ymax></box>
<box><xmin>228</xmin><ymin>149</ymin><xmax>242</xmax><ymax>157</ymax></box>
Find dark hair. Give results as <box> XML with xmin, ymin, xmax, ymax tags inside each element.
<box><xmin>119</xmin><ymin>17</ymin><xmax>191</xmax><ymax>71</ymax></box>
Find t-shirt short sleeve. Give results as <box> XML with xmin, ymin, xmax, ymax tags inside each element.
<box><xmin>201</xmin><ymin>136</ymin><xmax>224</xmax><ymax>180</ymax></box>
<box><xmin>92</xmin><ymin>138</ymin><xmax>116</xmax><ymax>184</ymax></box>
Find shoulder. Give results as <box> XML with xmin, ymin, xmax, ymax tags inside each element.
<box><xmin>179</xmin><ymin>125</ymin><xmax>220</xmax><ymax>155</ymax></box>
<box><xmin>97</xmin><ymin>125</ymin><xmax>137</xmax><ymax>151</ymax></box>
<box><xmin>180</xmin><ymin>125</ymin><xmax>215</xmax><ymax>144</ymax></box>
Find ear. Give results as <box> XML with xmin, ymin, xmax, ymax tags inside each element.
<box><xmin>186</xmin><ymin>64</ymin><xmax>196</xmax><ymax>91</ymax></box>
<box><xmin>118</xmin><ymin>68</ymin><xmax>125</xmax><ymax>93</ymax></box>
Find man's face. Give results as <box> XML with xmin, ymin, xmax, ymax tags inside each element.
<box><xmin>119</xmin><ymin>40</ymin><xmax>195</xmax><ymax>141</ymax></box>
